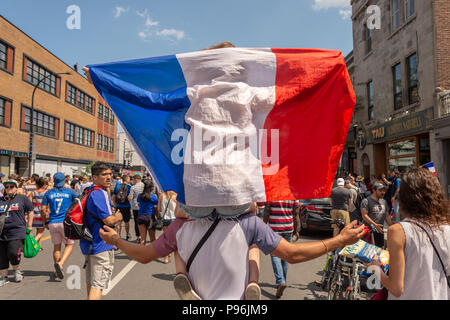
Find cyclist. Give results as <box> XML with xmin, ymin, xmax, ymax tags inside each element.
<box><xmin>41</xmin><ymin>172</ymin><xmax>77</xmax><ymax>280</ymax></box>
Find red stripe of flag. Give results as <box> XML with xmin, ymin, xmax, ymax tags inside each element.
<box><xmin>263</xmin><ymin>48</ymin><xmax>355</xmax><ymax>201</ymax></box>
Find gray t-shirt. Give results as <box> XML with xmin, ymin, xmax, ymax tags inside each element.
<box><xmin>360</xmin><ymin>196</ymin><xmax>388</xmax><ymax>225</ymax></box>
<box><xmin>330</xmin><ymin>187</ymin><xmax>352</xmax><ymax>211</ymax></box>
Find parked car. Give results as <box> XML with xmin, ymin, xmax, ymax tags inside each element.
<box><xmin>298</xmin><ymin>198</ymin><xmax>333</xmax><ymax>234</ymax></box>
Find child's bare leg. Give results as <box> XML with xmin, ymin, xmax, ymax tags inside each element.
<box><xmin>246</xmin><ymin>245</ymin><xmax>261</xmax><ymax>300</ymax></box>
<box><xmin>248</xmin><ymin>244</ymin><xmax>260</xmax><ymax>283</ymax></box>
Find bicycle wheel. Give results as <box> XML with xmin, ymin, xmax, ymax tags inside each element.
<box><xmin>320</xmin><ymin>256</ymin><xmax>332</xmax><ymax>290</ymax></box>
<box><xmin>328</xmin><ymin>269</ymin><xmax>343</xmax><ymax>300</ymax></box>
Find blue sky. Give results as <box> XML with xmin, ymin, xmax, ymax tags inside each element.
<box><xmin>1</xmin><ymin>0</ymin><xmax>353</xmax><ymax>70</ymax></box>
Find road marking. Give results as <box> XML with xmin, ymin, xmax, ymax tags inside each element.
<box><xmin>103</xmin><ymin>259</ymin><xmax>138</xmax><ymax>296</ymax></box>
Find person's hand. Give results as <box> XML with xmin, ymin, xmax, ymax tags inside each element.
<box><xmin>292</xmin><ymin>231</ymin><xmax>300</xmax><ymax>242</ymax></box>
<box><xmin>99</xmin><ymin>225</ymin><xmax>120</xmax><ymax>245</ymax></box>
<box><xmin>375</xmin><ymin>224</ymin><xmax>384</xmax><ymax>234</ymax></box>
<box><xmin>337</xmin><ymin>220</ymin><xmax>366</xmax><ymax>246</ymax></box>
<box><xmin>82</xmin><ymin>67</ymin><xmax>92</xmax><ymax>84</ymax></box>
<box><xmin>114</xmin><ymin>211</ymin><xmax>123</xmax><ymax>223</ymax></box>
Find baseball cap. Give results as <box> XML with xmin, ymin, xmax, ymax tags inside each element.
<box><xmin>337</xmin><ymin>178</ymin><xmax>345</xmax><ymax>186</ymax></box>
<box><xmin>3</xmin><ymin>179</ymin><xmax>18</xmax><ymax>188</ymax></box>
<box><xmin>53</xmin><ymin>172</ymin><xmax>66</xmax><ymax>187</ymax></box>
<box><xmin>372</xmin><ymin>183</ymin><xmax>387</xmax><ymax>191</ymax></box>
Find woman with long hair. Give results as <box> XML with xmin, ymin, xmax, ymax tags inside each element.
<box><xmin>368</xmin><ymin>167</ymin><xmax>449</xmax><ymax>299</ymax></box>
<box><xmin>136</xmin><ymin>179</ymin><xmax>159</xmax><ymax>245</ymax></box>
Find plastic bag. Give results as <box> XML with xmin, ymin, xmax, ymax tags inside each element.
<box><xmin>24</xmin><ymin>228</ymin><xmax>41</xmax><ymax>258</ymax></box>
<box><xmin>339</xmin><ymin>240</ymin><xmax>389</xmax><ymax>271</ymax></box>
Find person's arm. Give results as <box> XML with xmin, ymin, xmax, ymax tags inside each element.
<box><xmin>361</xmin><ymin>208</ymin><xmax>383</xmax><ymax>233</ymax></box>
<box><xmin>369</xmin><ymin>224</ymin><xmax>406</xmax><ymax>297</ymax></box>
<box><xmin>83</xmin><ymin>67</ymin><xmax>93</xmax><ymax>84</ymax></box>
<box><xmin>385</xmin><ymin>210</ymin><xmax>394</xmax><ymax>226</ymax></box>
<box><xmin>128</xmin><ymin>187</ymin><xmax>135</xmax><ymax>202</ymax></box>
<box><xmin>272</xmin><ymin>221</ymin><xmax>365</xmax><ymax>264</ymax></box>
<box><xmin>103</xmin><ymin>211</ymin><xmax>122</xmax><ymax>226</ymax></box>
<box><xmin>26</xmin><ymin>211</ymin><xmax>34</xmax><ymax>230</ymax></box>
<box><xmin>100</xmin><ymin>226</ymin><xmax>160</xmax><ymax>263</ymax></box>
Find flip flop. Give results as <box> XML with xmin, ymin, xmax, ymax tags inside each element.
<box><xmin>54</xmin><ymin>263</ymin><xmax>64</xmax><ymax>279</ymax></box>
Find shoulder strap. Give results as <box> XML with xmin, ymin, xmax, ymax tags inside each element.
<box><xmin>404</xmin><ymin>220</ymin><xmax>450</xmax><ymax>288</ymax></box>
<box><xmin>161</xmin><ymin>197</ymin><xmax>171</xmax><ymax>220</ymax></box>
<box><xmin>186</xmin><ymin>215</ymin><xmax>221</xmax><ymax>274</ymax></box>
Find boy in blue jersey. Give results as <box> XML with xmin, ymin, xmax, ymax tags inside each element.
<box><xmin>81</xmin><ymin>162</ymin><xmax>122</xmax><ymax>300</ymax></box>
<box><xmin>41</xmin><ymin>172</ymin><xmax>77</xmax><ymax>280</ymax></box>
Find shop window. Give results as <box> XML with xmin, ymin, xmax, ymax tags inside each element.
<box><xmin>389</xmin><ymin>139</ymin><xmax>415</xmax><ymax>157</ymax></box>
<box><xmin>389</xmin><ymin>157</ymin><xmax>416</xmax><ymax>172</ymax></box>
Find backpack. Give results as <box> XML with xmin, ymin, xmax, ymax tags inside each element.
<box><xmin>115</xmin><ymin>184</ymin><xmax>128</xmax><ymax>204</ymax></box>
<box><xmin>352</xmin><ymin>189</ymin><xmax>365</xmax><ymax>223</ymax></box>
<box><xmin>63</xmin><ymin>186</ymin><xmax>103</xmax><ymax>241</ymax></box>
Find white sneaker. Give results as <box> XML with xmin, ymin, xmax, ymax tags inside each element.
<box><xmin>0</xmin><ymin>277</ymin><xmax>9</xmax><ymax>287</ymax></box>
<box><xmin>245</xmin><ymin>282</ymin><xmax>261</xmax><ymax>300</ymax></box>
<box><xmin>173</xmin><ymin>273</ymin><xmax>201</xmax><ymax>300</ymax></box>
<box><xmin>14</xmin><ymin>270</ymin><xmax>23</xmax><ymax>283</ymax></box>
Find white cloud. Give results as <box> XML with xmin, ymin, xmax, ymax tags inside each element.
<box><xmin>136</xmin><ymin>9</ymin><xmax>186</xmax><ymax>42</ymax></box>
<box><xmin>312</xmin><ymin>0</ymin><xmax>351</xmax><ymax>10</ymax></box>
<box><xmin>339</xmin><ymin>8</ymin><xmax>352</xmax><ymax>20</ymax></box>
<box><xmin>156</xmin><ymin>29</ymin><xmax>185</xmax><ymax>40</ymax></box>
<box><xmin>114</xmin><ymin>6</ymin><xmax>129</xmax><ymax>18</ymax></box>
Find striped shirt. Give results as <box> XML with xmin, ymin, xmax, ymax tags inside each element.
<box><xmin>267</xmin><ymin>200</ymin><xmax>299</xmax><ymax>234</ymax></box>
<box><xmin>129</xmin><ymin>182</ymin><xmax>145</xmax><ymax>210</ymax></box>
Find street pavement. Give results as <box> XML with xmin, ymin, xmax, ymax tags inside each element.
<box><xmin>0</xmin><ymin>220</ymin><xmax>373</xmax><ymax>300</ymax></box>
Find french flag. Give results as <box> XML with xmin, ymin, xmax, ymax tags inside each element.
<box><xmin>88</xmin><ymin>48</ymin><xmax>355</xmax><ymax>206</ymax></box>
<box><xmin>424</xmin><ymin>162</ymin><xmax>437</xmax><ymax>176</ymax></box>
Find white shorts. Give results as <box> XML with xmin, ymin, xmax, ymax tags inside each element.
<box><xmin>48</xmin><ymin>223</ymin><xmax>75</xmax><ymax>245</ymax></box>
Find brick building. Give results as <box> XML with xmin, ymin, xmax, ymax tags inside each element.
<box><xmin>350</xmin><ymin>0</ymin><xmax>450</xmax><ymax>196</ymax></box>
<box><xmin>0</xmin><ymin>15</ymin><xmax>118</xmax><ymax>177</ymax></box>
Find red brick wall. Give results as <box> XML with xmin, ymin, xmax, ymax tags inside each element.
<box><xmin>434</xmin><ymin>0</ymin><xmax>450</xmax><ymax>89</ymax></box>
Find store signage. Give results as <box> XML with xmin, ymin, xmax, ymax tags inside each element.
<box><xmin>0</xmin><ymin>149</ymin><xmax>28</xmax><ymax>157</ymax></box>
<box><xmin>367</xmin><ymin>107</ymin><xmax>434</xmax><ymax>143</ymax></box>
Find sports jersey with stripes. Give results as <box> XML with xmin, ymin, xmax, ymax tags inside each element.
<box><xmin>267</xmin><ymin>200</ymin><xmax>299</xmax><ymax>234</ymax></box>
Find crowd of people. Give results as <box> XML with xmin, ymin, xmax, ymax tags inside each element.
<box><xmin>0</xmin><ymin>165</ymin><xmax>448</xmax><ymax>300</ymax></box>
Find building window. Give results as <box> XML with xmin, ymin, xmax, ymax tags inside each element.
<box><xmin>0</xmin><ymin>40</ymin><xmax>14</xmax><ymax>73</ymax></box>
<box><xmin>364</xmin><ymin>24</ymin><xmax>372</xmax><ymax>54</ymax></box>
<box><xmin>25</xmin><ymin>58</ymin><xmax>58</xmax><ymax>96</ymax></box>
<box><xmin>67</xmin><ymin>83</ymin><xmax>76</xmax><ymax>105</ymax></box>
<box><xmin>0</xmin><ymin>98</ymin><xmax>4</xmax><ymax>125</ymax></box>
<box><xmin>367</xmin><ymin>81</ymin><xmax>374</xmax><ymax>120</ymax></box>
<box><xmin>76</xmin><ymin>127</ymin><xmax>84</xmax><ymax>144</ymax></box>
<box><xmin>406</xmin><ymin>0</ymin><xmax>415</xmax><ymax>19</ymax></box>
<box><xmin>104</xmin><ymin>107</ymin><xmax>109</xmax><ymax>123</ymax></box>
<box><xmin>65</xmin><ymin>121</ymin><xmax>94</xmax><ymax>147</ymax></box>
<box><xmin>393</xmin><ymin>63</ymin><xmax>403</xmax><ymax>110</ymax></box>
<box><xmin>392</xmin><ymin>0</ymin><xmax>401</xmax><ymax>31</ymax></box>
<box><xmin>98</xmin><ymin>103</ymin><xmax>104</xmax><ymax>119</ymax></box>
<box><xmin>77</xmin><ymin>90</ymin><xmax>85</xmax><ymax>110</ymax></box>
<box><xmin>0</xmin><ymin>97</ymin><xmax>12</xmax><ymax>127</ymax></box>
<box><xmin>86</xmin><ymin>96</ymin><xmax>94</xmax><ymax>113</ymax></box>
<box><xmin>109</xmin><ymin>111</ymin><xmax>114</xmax><ymax>125</ymax></box>
<box><xmin>103</xmin><ymin>136</ymin><xmax>109</xmax><ymax>151</ymax></box>
<box><xmin>23</xmin><ymin>106</ymin><xmax>57</xmax><ymax>137</ymax></box>
<box><xmin>97</xmin><ymin>133</ymin><xmax>103</xmax><ymax>150</ymax></box>
<box><xmin>66</xmin><ymin>82</ymin><xmax>95</xmax><ymax>114</ymax></box>
<box><xmin>109</xmin><ymin>137</ymin><xmax>114</xmax><ymax>153</ymax></box>
<box><xmin>407</xmin><ymin>53</ymin><xmax>419</xmax><ymax>105</ymax></box>
<box><xmin>66</xmin><ymin>122</ymin><xmax>75</xmax><ymax>142</ymax></box>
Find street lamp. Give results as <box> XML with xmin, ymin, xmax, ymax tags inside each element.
<box><xmin>28</xmin><ymin>71</ymin><xmax>71</xmax><ymax>175</ymax></box>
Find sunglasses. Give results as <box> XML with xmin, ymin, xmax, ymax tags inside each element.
<box><xmin>4</xmin><ymin>185</ymin><xmax>17</xmax><ymax>189</ymax></box>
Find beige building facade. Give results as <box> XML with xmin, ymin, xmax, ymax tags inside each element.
<box><xmin>350</xmin><ymin>0</ymin><xmax>450</xmax><ymax>196</ymax></box>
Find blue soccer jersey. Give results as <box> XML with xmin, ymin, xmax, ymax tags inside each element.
<box><xmin>42</xmin><ymin>187</ymin><xmax>77</xmax><ymax>224</ymax></box>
